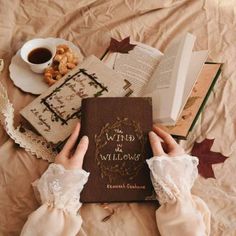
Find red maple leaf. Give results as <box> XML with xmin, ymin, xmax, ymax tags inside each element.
<box><xmin>108</xmin><ymin>37</ymin><xmax>136</xmax><ymax>53</ymax></box>
<box><xmin>191</xmin><ymin>139</ymin><xmax>228</xmax><ymax>178</ymax></box>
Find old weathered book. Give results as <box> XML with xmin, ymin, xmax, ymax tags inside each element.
<box><xmin>20</xmin><ymin>55</ymin><xmax>128</xmax><ymax>145</ymax></box>
<box><xmin>79</xmin><ymin>97</ymin><xmax>155</xmax><ymax>203</ymax></box>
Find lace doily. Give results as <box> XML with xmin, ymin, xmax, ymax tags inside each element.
<box><xmin>0</xmin><ymin>81</ymin><xmax>57</xmax><ymax>162</ymax></box>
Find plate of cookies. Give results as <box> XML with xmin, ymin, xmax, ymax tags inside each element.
<box><xmin>9</xmin><ymin>38</ymin><xmax>84</xmax><ymax>95</ymax></box>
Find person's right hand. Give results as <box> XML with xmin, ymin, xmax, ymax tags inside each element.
<box><xmin>148</xmin><ymin>126</ymin><xmax>185</xmax><ymax>157</ymax></box>
<box><xmin>55</xmin><ymin>122</ymin><xmax>89</xmax><ymax>170</ymax></box>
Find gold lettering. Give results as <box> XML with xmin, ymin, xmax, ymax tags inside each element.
<box><xmin>105</xmin><ymin>133</ymin><xmax>135</xmax><ymax>142</ymax></box>
<box><xmin>99</xmin><ymin>153</ymin><xmax>140</xmax><ymax>161</ymax></box>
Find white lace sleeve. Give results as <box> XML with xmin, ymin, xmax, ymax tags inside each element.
<box><xmin>146</xmin><ymin>154</ymin><xmax>198</xmax><ymax>204</ymax></box>
<box><xmin>33</xmin><ymin>163</ymin><xmax>89</xmax><ymax>213</ymax></box>
<box><xmin>147</xmin><ymin>155</ymin><xmax>211</xmax><ymax>235</ymax></box>
<box><xmin>21</xmin><ymin>164</ymin><xmax>89</xmax><ymax>236</ymax></box>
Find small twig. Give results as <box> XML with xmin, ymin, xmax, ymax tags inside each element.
<box><xmin>101</xmin><ymin>203</ymin><xmax>115</xmax><ymax>222</ymax></box>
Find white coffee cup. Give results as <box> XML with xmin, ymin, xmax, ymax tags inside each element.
<box><xmin>20</xmin><ymin>38</ymin><xmax>56</xmax><ymax>74</ymax></box>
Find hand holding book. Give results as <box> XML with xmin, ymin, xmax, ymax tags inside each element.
<box><xmin>55</xmin><ymin>122</ymin><xmax>89</xmax><ymax>170</ymax></box>
<box><xmin>149</xmin><ymin>126</ymin><xmax>185</xmax><ymax>157</ymax></box>
<box><xmin>36</xmin><ymin>94</ymin><xmax>198</xmax><ymax>204</ymax></box>
<box><xmin>54</xmin><ymin>121</ymin><xmax>186</xmax><ymax>191</ymax></box>
<box><xmin>27</xmin><ymin>122</ymin><xmax>208</xmax><ymax>235</ymax></box>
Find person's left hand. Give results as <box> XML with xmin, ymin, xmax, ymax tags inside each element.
<box><xmin>55</xmin><ymin>122</ymin><xmax>89</xmax><ymax>170</ymax></box>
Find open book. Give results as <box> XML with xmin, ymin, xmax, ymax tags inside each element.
<box><xmin>103</xmin><ymin>33</ymin><xmax>208</xmax><ymax>126</ymax></box>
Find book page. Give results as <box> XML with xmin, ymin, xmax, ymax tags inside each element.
<box><xmin>180</xmin><ymin>50</ymin><xmax>208</xmax><ymax>113</ymax></box>
<box><xmin>103</xmin><ymin>43</ymin><xmax>163</xmax><ymax>96</ymax></box>
<box><xmin>142</xmin><ymin>33</ymin><xmax>196</xmax><ymax>124</ymax></box>
<box><xmin>143</xmin><ymin>40</ymin><xmax>180</xmax><ymax>90</ymax></box>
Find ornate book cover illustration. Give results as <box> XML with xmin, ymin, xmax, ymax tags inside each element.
<box><xmin>20</xmin><ymin>55</ymin><xmax>127</xmax><ymax>145</ymax></box>
<box><xmin>80</xmin><ymin>97</ymin><xmax>155</xmax><ymax>203</ymax></box>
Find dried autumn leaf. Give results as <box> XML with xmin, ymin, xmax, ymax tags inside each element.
<box><xmin>108</xmin><ymin>37</ymin><xmax>136</xmax><ymax>53</ymax></box>
<box><xmin>191</xmin><ymin>139</ymin><xmax>228</xmax><ymax>178</ymax></box>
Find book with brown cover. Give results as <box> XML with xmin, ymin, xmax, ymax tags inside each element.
<box><xmin>79</xmin><ymin>97</ymin><xmax>155</xmax><ymax>203</ymax></box>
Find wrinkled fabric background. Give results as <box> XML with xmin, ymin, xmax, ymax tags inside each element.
<box><xmin>0</xmin><ymin>0</ymin><xmax>236</xmax><ymax>235</ymax></box>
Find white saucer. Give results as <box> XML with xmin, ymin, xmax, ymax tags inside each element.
<box><xmin>9</xmin><ymin>38</ymin><xmax>84</xmax><ymax>95</ymax></box>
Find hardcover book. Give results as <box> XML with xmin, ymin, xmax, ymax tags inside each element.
<box><xmin>20</xmin><ymin>55</ymin><xmax>129</xmax><ymax>145</ymax></box>
<box><xmin>79</xmin><ymin>97</ymin><xmax>155</xmax><ymax>203</ymax></box>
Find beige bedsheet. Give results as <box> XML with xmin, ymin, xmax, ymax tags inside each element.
<box><xmin>0</xmin><ymin>0</ymin><xmax>236</xmax><ymax>235</ymax></box>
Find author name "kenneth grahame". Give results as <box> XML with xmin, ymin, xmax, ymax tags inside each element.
<box><xmin>106</xmin><ymin>183</ymin><xmax>146</xmax><ymax>189</ymax></box>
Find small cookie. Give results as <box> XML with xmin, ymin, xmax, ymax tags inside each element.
<box><xmin>43</xmin><ymin>45</ymin><xmax>79</xmax><ymax>86</ymax></box>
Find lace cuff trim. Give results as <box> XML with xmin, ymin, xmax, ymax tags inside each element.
<box><xmin>33</xmin><ymin>164</ymin><xmax>89</xmax><ymax>213</ymax></box>
<box><xmin>146</xmin><ymin>154</ymin><xmax>198</xmax><ymax>204</ymax></box>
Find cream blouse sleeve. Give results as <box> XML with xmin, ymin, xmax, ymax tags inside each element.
<box><xmin>20</xmin><ymin>163</ymin><xmax>89</xmax><ymax>236</ymax></box>
<box><xmin>147</xmin><ymin>154</ymin><xmax>211</xmax><ymax>236</ymax></box>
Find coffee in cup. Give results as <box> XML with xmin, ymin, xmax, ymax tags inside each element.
<box><xmin>20</xmin><ymin>38</ymin><xmax>56</xmax><ymax>74</ymax></box>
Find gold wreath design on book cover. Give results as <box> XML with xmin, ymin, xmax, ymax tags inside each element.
<box><xmin>94</xmin><ymin>117</ymin><xmax>145</xmax><ymax>183</ymax></box>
